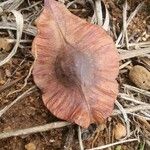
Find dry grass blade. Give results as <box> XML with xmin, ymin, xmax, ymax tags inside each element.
<box><xmin>115</xmin><ymin>101</ymin><xmax>128</xmax><ymax>122</ymax></box>
<box><xmin>0</xmin><ymin>22</ymin><xmax>37</xmax><ymax>36</ymax></box>
<box><xmin>128</xmin><ymin>42</ymin><xmax>150</xmax><ymax>48</ymax></box>
<box><xmin>0</xmin><ymin>0</ymin><xmax>14</xmax><ymax>8</ymax></box>
<box><xmin>113</xmin><ymin>105</ymin><xmax>150</xmax><ymax>116</ymax></box>
<box><xmin>119</xmin><ymin>47</ymin><xmax>150</xmax><ymax>60</ymax></box>
<box><xmin>119</xmin><ymin>61</ymin><xmax>131</xmax><ymax>69</ymax></box>
<box><xmin>126</xmin><ymin>2</ymin><xmax>144</xmax><ymax>27</ymax></box>
<box><xmin>129</xmin><ymin>113</ymin><xmax>150</xmax><ymax>121</ymax></box>
<box><xmin>66</xmin><ymin>1</ymin><xmax>76</xmax><ymax>8</ymax></box>
<box><xmin>86</xmin><ymin>139</ymin><xmax>138</xmax><ymax>150</ymax></box>
<box><xmin>7</xmin><ymin>39</ymin><xmax>32</xmax><ymax>43</ymax></box>
<box><xmin>95</xmin><ymin>0</ymin><xmax>110</xmax><ymax>31</ymax></box>
<box><xmin>95</xmin><ymin>0</ymin><xmax>103</xmax><ymax>26</ymax></box>
<box><xmin>119</xmin><ymin>93</ymin><xmax>148</xmax><ymax>105</ymax></box>
<box><xmin>123</xmin><ymin>0</ymin><xmax>129</xmax><ymax>49</ymax></box>
<box><xmin>115</xmin><ymin>100</ymin><xmax>130</xmax><ymax>138</ymax></box>
<box><xmin>7</xmin><ymin>0</ymin><xmax>24</xmax><ymax>10</ymax></box>
<box><xmin>0</xmin><ymin>121</ymin><xmax>71</xmax><ymax>139</ymax></box>
<box><xmin>78</xmin><ymin>126</ymin><xmax>84</xmax><ymax>150</ymax></box>
<box><xmin>19</xmin><ymin>1</ymin><xmax>42</xmax><ymax>11</ymax></box>
<box><xmin>102</xmin><ymin>3</ymin><xmax>110</xmax><ymax>31</ymax></box>
<box><xmin>0</xmin><ymin>10</ymin><xmax>23</xmax><ymax>66</ymax></box>
<box><xmin>141</xmin><ymin>111</ymin><xmax>150</xmax><ymax>118</ymax></box>
<box><xmin>116</xmin><ymin>2</ymin><xmax>144</xmax><ymax>46</ymax></box>
<box><xmin>0</xmin><ymin>0</ymin><xmax>24</xmax><ymax>10</ymax></box>
<box><xmin>123</xmin><ymin>84</ymin><xmax>150</xmax><ymax>97</ymax></box>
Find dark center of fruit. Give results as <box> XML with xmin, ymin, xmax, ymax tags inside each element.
<box><xmin>54</xmin><ymin>50</ymin><xmax>94</xmax><ymax>88</ymax></box>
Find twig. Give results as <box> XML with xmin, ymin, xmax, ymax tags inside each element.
<box><xmin>7</xmin><ymin>39</ymin><xmax>32</xmax><ymax>43</ymax></box>
<box><xmin>0</xmin><ymin>86</ymin><xmax>37</xmax><ymax>117</ymax></box>
<box><xmin>115</xmin><ymin>100</ymin><xmax>130</xmax><ymax>138</ymax></box>
<box><xmin>0</xmin><ymin>76</ymin><xmax>24</xmax><ymax>92</ymax></box>
<box><xmin>128</xmin><ymin>41</ymin><xmax>150</xmax><ymax>48</ymax></box>
<box><xmin>123</xmin><ymin>84</ymin><xmax>150</xmax><ymax>97</ymax></box>
<box><xmin>86</xmin><ymin>138</ymin><xmax>138</xmax><ymax>150</ymax></box>
<box><xmin>27</xmin><ymin>0</ymin><xmax>31</xmax><ymax>6</ymax></box>
<box><xmin>128</xmin><ymin>113</ymin><xmax>150</xmax><ymax>121</ymax></box>
<box><xmin>119</xmin><ymin>61</ymin><xmax>131</xmax><ymax>69</ymax></box>
<box><xmin>113</xmin><ymin>105</ymin><xmax>150</xmax><ymax>116</ymax></box>
<box><xmin>115</xmin><ymin>100</ymin><xmax>128</xmax><ymax>122</ymax></box>
<box><xmin>7</xmin><ymin>64</ymin><xmax>33</xmax><ymax>96</ymax></box>
<box><xmin>9</xmin><ymin>59</ymin><xmax>26</xmax><ymax>77</ymax></box>
<box><xmin>19</xmin><ymin>1</ymin><xmax>42</xmax><ymax>11</ymax></box>
<box><xmin>141</xmin><ymin>111</ymin><xmax>150</xmax><ymax>118</ymax></box>
<box><xmin>0</xmin><ymin>104</ymin><xmax>149</xmax><ymax>140</ymax></box>
<box><xmin>119</xmin><ymin>93</ymin><xmax>148</xmax><ymax>105</ymax></box>
<box><xmin>119</xmin><ymin>47</ymin><xmax>150</xmax><ymax>60</ymax></box>
<box><xmin>66</xmin><ymin>1</ymin><xmax>76</xmax><ymax>8</ymax></box>
<box><xmin>78</xmin><ymin>126</ymin><xmax>84</xmax><ymax>150</ymax></box>
<box><xmin>0</xmin><ymin>121</ymin><xmax>71</xmax><ymax>139</ymax></box>
<box><xmin>0</xmin><ymin>22</ymin><xmax>37</xmax><ymax>36</ymax></box>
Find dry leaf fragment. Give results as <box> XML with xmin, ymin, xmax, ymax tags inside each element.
<box><xmin>32</xmin><ymin>0</ymin><xmax>119</xmax><ymax>128</ymax></box>
<box><xmin>114</xmin><ymin>123</ymin><xmax>126</xmax><ymax>140</ymax></box>
<box><xmin>129</xmin><ymin>65</ymin><xmax>150</xmax><ymax>90</ymax></box>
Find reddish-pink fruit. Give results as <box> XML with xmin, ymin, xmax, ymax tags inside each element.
<box><xmin>32</xmin><ymin>0</ymin><xmax>119</xmax><ymax>128</ymax></box>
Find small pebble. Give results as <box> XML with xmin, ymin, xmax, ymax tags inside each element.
<box><xmin>25</xmin><ymin>143</ymin><xmax>36</xmax><ymax>150</ymax></box>
<box><xmin>114</xmin><ymin>123</ymin><xmax>126</xmax><ymax>140</ymax></box>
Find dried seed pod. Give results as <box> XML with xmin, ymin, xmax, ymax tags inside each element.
<box><xmin>32</xmin><ymin>0</ymin><xmax>119</xmax><ymax>128</ymax></box>
<box><xmin>129</xmin><ymin>65</ymin><xmax>150</xmax><ymax>90</ymax></box>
